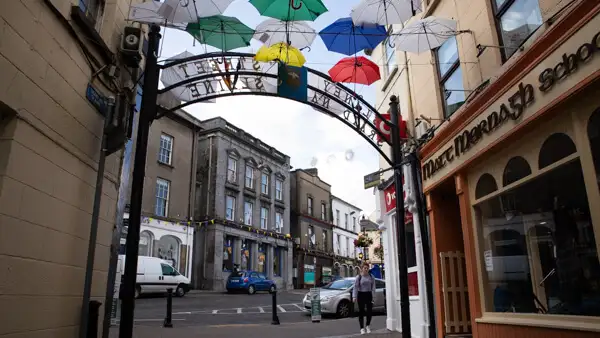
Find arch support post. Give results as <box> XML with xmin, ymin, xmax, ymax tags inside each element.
<box><xmin>389</xmin><ymin>95</ymin><xmax>412</xmax><ymax>337</ymax></box>
<box><xmin>118</xmin><ymin>24</ymin><xmax>162</xmax><ymax>338</ymax></box>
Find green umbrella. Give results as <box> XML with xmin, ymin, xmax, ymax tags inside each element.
<box><xmin>186</xmin><ymin>15</ymin><xmax>255</xmax><ymax>51</ymax></box>
<box><xmin>249</xmin><ymin>0</ymin><xmax>328</xmax><ymax>21</ymax></box>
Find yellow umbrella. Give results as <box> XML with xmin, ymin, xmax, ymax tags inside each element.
<box><xmin>254</xmin><ymin>42</ymin><xmax>306</xmax><ymax>67</ymax></box>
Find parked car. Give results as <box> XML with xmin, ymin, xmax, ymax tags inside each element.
<box><xmin>117</xmin><ymin>255</ymin><xmax>191</xmax><ymax>298</ymax></box>
<box><xmin>302</xmin><ymin>277</ymin><xmax>386</xmax><ymax>318</ymax></box>
<box><xmin>226</xmin><ymin>270</ymin><xmax>276</xmax><ymax>295</ymax></box>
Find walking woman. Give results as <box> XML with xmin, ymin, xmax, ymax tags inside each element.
<box><xmin>353</xmin><ymin>262</ymin><xmax>376</xmax><ymax>334</ymax></box>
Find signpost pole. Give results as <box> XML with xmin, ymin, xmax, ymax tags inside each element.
<box><xmin>389</xmin><ymin>95</ymin><xmax>412</xmax><ymax>337</ymax></box>
<box><xmin>118</xmin><ymin>24</ymin><xmax>162</xmax><ymax>338</ymax></box>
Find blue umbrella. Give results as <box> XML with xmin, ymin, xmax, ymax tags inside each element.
<box><xmin>319</xmin><ymin>17</ymin><xmax>387</xmax><ymax>56</ymax></box>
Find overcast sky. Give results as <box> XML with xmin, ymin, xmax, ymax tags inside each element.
<box><xmin>157</xmin><ymin>0</ymin><xmax>381</xmax><ymax>214</ymax></box>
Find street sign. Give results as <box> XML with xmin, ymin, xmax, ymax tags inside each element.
<box><xmin>86</xmin><ymin>83</ymin><xmax>109</xmax><ymax>116</ymax></box>
<box><xmin>363</xmin><ymin>171</ymin><xmax>381</xmax><ymax>189</ymax></box>
<box><xmin>310</xmin><ymin>288</ymin><xmax>321</xmax><ymax>323</ymax></box>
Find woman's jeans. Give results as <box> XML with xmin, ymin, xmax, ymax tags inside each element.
<box><xmin>357</xmin><ymin>291</ymin><xmax>373</xmax><ymax>329</ymax></box>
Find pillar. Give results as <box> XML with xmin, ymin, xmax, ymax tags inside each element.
<box><xmin>251</xmin><ymin>241</ymin><xmax>258</xmax><ymax>271</ymax></box>
<box><xmin>234</xmin><ymin>237</ymin><xmax>242</xmax><ymax>267</ymax></box>
<box><xmin>267</xmin><ymin>244</ymin><xmax>275</xmax><ymax>279</ymax></box>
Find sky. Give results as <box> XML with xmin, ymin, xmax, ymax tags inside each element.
<box><xmin>157</xmin><ymin>0</ymin><xmax>382</xmax><ymax>214</ymax></box>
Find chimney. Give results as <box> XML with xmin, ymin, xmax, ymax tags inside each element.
<box><xmin>304</xmin><ymin>168</ymin><xmax>319</xmax><ymax>176</ymax></box>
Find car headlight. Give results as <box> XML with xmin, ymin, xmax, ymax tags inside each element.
<box><xmin>320</xmin><ymin>296</ymin><xmax>332</xmax><ymax>302</ymax></box>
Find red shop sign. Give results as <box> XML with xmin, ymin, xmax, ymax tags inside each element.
<box><xmin>383</xmin><ymin>180</ymin><xmax>413</xmax><ymax>224</ymax></box>
<box><xmin>408</xmin><ymin>271</ymin><xmax>419</xmax><ymax>296</ymax></box>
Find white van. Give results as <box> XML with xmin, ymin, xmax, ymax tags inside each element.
<box><xmin>118</xmin><ymin>255</ymin><xmax>191</xmax><ymax>298</ymax></box>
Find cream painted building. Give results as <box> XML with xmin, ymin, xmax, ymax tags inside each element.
<box><xmin>372</xmin><ymin>1</ymin><xmax>600</xmax><ymax>338</ymax></box>
<box><xmin>0</xmin><ymin>0</ymin><xmax>143</xmax><ymax>337</ymax></box>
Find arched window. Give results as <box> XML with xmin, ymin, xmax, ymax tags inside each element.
<box><xmin>155</xmin><ymin>235</ymin><xmax>181</xmax><ymax>271</ymax></box>
<box><xmin>475</xmin><ymin>173</ymin><xmax>498</xmax><ymax>199</ymax></box>
<box><xmin>538</xmin><ymin>133</ymin><xmax>577</xmax><ymax>169</ymax></box>
<box><xmin>139</xmin><ymin>231</ymin><xmax>154</xmax><ymax>256</ymax></box>
<box><xmin>588</xmin><ymin>109</ymin><xmax>600</xmax><ymax>187</ymax></box>
<box><xmin>503</xmin><ymin>156</ymin><xmax>532</xmax><ymax>186</ymax></box>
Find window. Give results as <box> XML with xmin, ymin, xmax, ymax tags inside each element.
<box><xmin>337</xmin><ymin>234</ymin><xmax>342</xmax><ymax>254</ymax></box>
<box><xmin>225</xmin><ymin>195</ymin><xmax>236</xmax><ymax>221</ymax></box>
<box><xmin>392</xmin><ymin>214</ymin><xmax>417</xmax><ymax>268</ymax></box>
<box><xmin>79</xmin><ymin>0</ymin><xmax>105</xmax><ymax>31</ymax></box>
<box><xmin>227</xmin><ymin>157</ymin><xmax>237</xmax><ymax>183</ymax></box>
<box><xmin>158</xmin><ymin>134</ymin><xmax>173</xmax><ymax>165</ymax></box>
<box><xmin>155</xmin><ymin>178</ymin><xmax>170</xmax><ymax>217</ymax></box>
<box><xmin>223</xmin><ymin>235</ymin><xmax>234</xmax><ymax>272</ymax></box>
<box><xmin>307</xmin><ymin>197</ymin><xmax>313</xmax><ymax>215</ymax></box>
<box><xmin>258</xmin><ymin>243</ymin><xmax>266</xmax><ymax>273</ymax></box>
<box><xmin>275</xmin><ymin>212</ymin><xmax>283</xmax><ymax>233</ymax></box>
<box><xmin>260</xmin><ymin>207</ymin><xmax>269</xmax><ymax>230</ymax></box>
<box><xmin>275</xmin><ymin>179</ymin><xmax>283</xmax><ymax>200</ymax></box>
<box><xmin>139</xmin><ymin>231</ymin><xmax>153</xmax><ymax>256</ymax></box>
<box><xmin>335</xmin><ymin>210</ymin><xmax>340</xmax><ymax>225</ymax></box>
<box><xmin>493</xmin><ymin>0</ymin><xmax>542</xmax><ymax>60</ymax></box>
<box><xmin>436</xmin><ymin>36</ymin><xmax>465</xmax><ymax>118</ymax></box>
<box><xmin>274</xmin><ymin>247</ymin><xmax>283</xmax><ymax>276</ymax></box>
<box><xmin>308</xmin><ymin>226</ymin><xmax>315</xmax><ymax>248</ymax></box>
<box><xmin>474</xmin><ymin>158</ymin><xmax>599</xmax><ymax>315</ymax></box>
<box><xmin>241</xmin><ymin>239</ymin><xmax>251</xmax><ymax>271</ymax></box>
<box><xmin>353</xmin><ymin>217</ymin><xmax>357</xmax><ymax>232</ymax></box>
<box><xmin>385</xmin><ymin>27</ymin><xmax>396</xmax><ymax>76</ymax></box>
<box><xmin>261</xmin><ymin>172</ymin><xmax>270</xmax><ymax>195</ymax></box>
<box><xmin>245</xmin><ymin>165</ymin><xmax>254</xmax><ymax>189</ymax></box>
<box><xmin>160</xmin><ymin>263</ymin><xmax>178</xmax><ymax>276</ymax></box>
<box><xmin>244</xmin><ymin>201</ymin><xmax>253</xmax><ymax>225</ymax></box>
<box><xmin>321</xmin><ymin>203</ymin><xmax>326</xmax><ymax>220</ymax></box>
<box><xmin>347</xmin><ymin>237</ymin><xmax>353</xmax><ymax>257</ymax></box>
<box><xmin>345</xmin><ymin>213</ymin><xmax>349</xmax><ymax>228</ymax></box>
<box><xmin>323</xmin><ymin>230</ymin><xmax>328</xmax><ymax>251</ymax></box>
<box><xmin>375</xmin><ymin>280</ymin><xmax>386</xmax><ymax>289</ymax></box>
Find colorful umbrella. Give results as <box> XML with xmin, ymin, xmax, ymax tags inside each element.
<box><xmin>328</xmin><ymin>56</ymin><xmax>381</xmax><ymax>85</ymax></box>
<box><xmin>249</xmin><ymin>0</ymin><xmax>328</xmax><ymax>21</ymax></box>
<box><xmin>254</xmin><ymin>42</ymin><xmax>306</xmax><ymax>67</ymax></box>
<box><xmin>319</xmin><ymin>17</ymin><xmax>387</xmax><ymax>56</ymax></box>
<box><xmin>186</xmin><ymin>15</ymin><xmax>255</xmax><ymax>51</ymax></box>
<box><xmin>254</xmin><ymin>19</ymin><xmax>316</xmax><ymax>49</ymax></box>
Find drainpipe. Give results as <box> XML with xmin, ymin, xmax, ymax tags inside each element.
<box><xmin>202</xmin><ymin>134</ymin><xmax>215</xmax><ymax>287</ymax></box>
<box><xmin>187</xmin><ymin>124</ymin><xmax>199</xmax><ymax>278</ymax></box>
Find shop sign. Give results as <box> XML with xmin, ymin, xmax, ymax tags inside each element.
<box><xmin>384</xmin><ymin>183</ymin><xmax>414</xmax><ymax>223</ymax></box>
<box><xmin>422</xmin><ymin>28</ymin><xmax>600</xmax><ymax>184</ymax></box>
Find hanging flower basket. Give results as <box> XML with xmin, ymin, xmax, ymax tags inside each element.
<box><xmin>354</xmin><ymin>234</ymin><xmax>373</xmax><ymax>248</ymax></box>
<box><xmin>374</xmin><ymin>245</ymin><xmax>384</xmax><ymax>260</ymax></box>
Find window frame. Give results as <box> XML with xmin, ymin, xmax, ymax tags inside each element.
<box><xmin>244</xmin><ymin>201</ymin><xmax>253</xmax><ymax>225</ymax></box>
<box><xmin>227</xmin><ymin>156</ymin><xmax>238</xmax><ymax>183</ymax></box>
<box><xmin>321</xmin><ymin>203</ymin><xmax>327</xmax><ymax>220</ymax></box>
<box><xmin>434</xmin><ymin>36</ymin><xmax>463</xmax><ymax>119</ymax></box>
<box><xmin>492</xmin><ymin>0</ymin><xmax>543</xmax><ymax>62</ymax></box>
<box><xmin>155</xmin><ymin>178</ymin><xmax>170</xmax><ymax>217</ymax></box>
<box><xmin>260</xmin><ymin>206</ymin><xmax>269</xmax><ymax>230</ymax></box>
<box><xmin>275</xmin><ymin>179</ymin><xmax>283</xmax><ymax>201</ymax></box>
<box><xmin>158</xmin><ymin>133</ymin><xmax>174</xmax><ymax>165</ymax></box>
<box><xmin>245</xmin><ymin>164</ymin><xmax>254</xmax><ymax>189</ymax></box>
<box><xmin>261</xmin><ymin>171</ymin><xmax>270</xmax><ymax>195</ymax></box>
<box><xmin>275</xmin><ymin>211</ymin><xmax>283</xmax><ymax>233</ymax></box>
<box><xmin>307</xmin><ymin>196</ymin><xmax>313</xmax><ymax>215</ymax></box>
<box><xmin>79</xmin><ymin>0</ymin><xmax>105</xmax><ymax>31</ymax></box>
<box><xmin>225</xmin><ymin>195</ymin><xmax>236</xmax><ymax>221</ymax></box>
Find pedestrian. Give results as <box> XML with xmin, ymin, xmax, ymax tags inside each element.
<box><xmin>353</xmin><ymin>262</ymin><xmax>376</xmax><ymax>334</ymax></box>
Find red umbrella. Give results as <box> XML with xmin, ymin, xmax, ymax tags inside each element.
<box><xmin>328</xmin><ymin>56</ymin><xmax>381</xmax><ymax>85</ymax></box>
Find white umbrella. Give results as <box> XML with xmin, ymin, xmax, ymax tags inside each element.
<box><xmin>128</xmin><ymin>0</ymin><xmax>235</xmax><ymax>26</ymax></box>
<box><xmin>160</xmin><ymin>50</ymin><xmax>217</xmax><ymax>103</ymax></box>
<box><xmin>393</xmin><ymin>16</ymin><xmax>457</xmax><ymax>54</ymax></box>
<box><xmin>254</xmin><ymin>19</ymin><xmax>316</xmax><ymax>50</ymax></box>
<box><xmin>351</xmin><ymin>0</ymin><xmax>414</xmax><ymax>26</ymax></box>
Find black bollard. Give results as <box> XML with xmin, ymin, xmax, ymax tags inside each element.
<box><xmin>271</xmin><ymin>289</ymin><xmax>280</xmax><ymax>325</ymax></box>
<box><xmin>87</xmin><ymin>300</ymin><xmax>102</xmax><ymax>338</ymax></box>
<box><xmin>164</xmin><ymin>288</ymin><xmax>173</xmax><ymax>328</ymax></box>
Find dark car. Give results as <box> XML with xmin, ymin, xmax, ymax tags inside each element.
<box><xmin>226</xmin><ymin>270</ymin><xmax>276</xmax><ymax>295</ymax></box>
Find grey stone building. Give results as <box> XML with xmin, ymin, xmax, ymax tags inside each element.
<box><xmin>193</xmin><ymin>117</ymin><xmax>293</xmax><ymax>291</ymax></box>
<box><xmin>290</xmin><ymin>168</ymin><xmax>335</xmax><ymax>288</ymax></box>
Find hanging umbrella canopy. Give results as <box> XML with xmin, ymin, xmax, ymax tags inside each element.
<box><xmin>128</xmin><ymin>0</ymin><xmax>235</xmax><ymax>27</ymax></box>
<box><xmin>328</xmin><ymin>56</ymin><xmax>381</xmax><ymax>85</ymax></box>
<box><xmin>393</xmin><ymin>16</ymin><xmax>457</xmax><ymax>54</ymax></box>
<box><xmin>254</xmin><ymin>19</ymin><xmax>316</xmax><ymax>49</ymax></box>
<box><xmin>186</xmin><ymin>15</ymin><xmax>255</xmax><ymax>51</ymax></box>
<box><xmin>350</xmin><ymin>0</ymin><xmax>414</xmax><ymax>26</ymax></box>
<box><xmin>254</xmin><ymin>42</ymin><xmax>306</xmax><ymax>67</ymax></box>
<box><xmin>319</xmin><ymin>17</ymin><xmax>387</xmax><ymax>56</ymax></box>
<box><xmin>249</xmin><ymin>0</ymin><xmax>328</xmax><ymax>21</ymax></box>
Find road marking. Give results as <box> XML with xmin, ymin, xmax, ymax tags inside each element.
<box><xmin>293</xmin><ymin>304</ymin><xmax>304</xmax><ymax>310</ymax></box>
<box><xmin>209</xmin><ymin>324</ymin><xmax>261</xmax><ymax>328</ymax></box>
<box><xmin>130</xmin><ymin>319</ymin><xmax>186</xmax><ymax>322</ymax></box>
<box><xmin>173</xmin><ymin>311</ymin><xmax>192</xmax><ymax>315</ymax></box>
<box><xmin>258</xmin><ymin>307</ymin><xmax>265</xmax><ymax>313</ymax></box>
<box><xmin>236</xmin><ymin>308</ymin><xmax>242</xmax><ymax>314</ymax></box>
<box><xmin>212</xmin><ymin>310</ymin><xmax>218</xmax><ymax>314</ymax></box>
<box><xmin>277</xmin><ymin>305</ymin><xmax>286</xmax><ymax>312</ymax></box>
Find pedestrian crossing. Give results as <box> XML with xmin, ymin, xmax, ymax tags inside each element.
<box><xmin>173</xmin><ymin>303</ymin><xmax>306</xmax><ymax>316</ymax></box>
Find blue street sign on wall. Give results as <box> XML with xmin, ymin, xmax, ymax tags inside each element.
<box><xmin>86</xmin><ymin>84</ymin><xmax>108</xmax><ymax>116</ymax></box>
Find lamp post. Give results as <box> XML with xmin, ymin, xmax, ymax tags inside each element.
<box><xmin>389</xmin><ymin>95</ymin><xmax>412</xmax><ymax>337</ymax></box>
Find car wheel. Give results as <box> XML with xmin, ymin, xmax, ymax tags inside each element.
<box><xmin>175</xmin><ymin>284</ymin><xmax>186</xmax><ymax>297</ymax></box>
<box><xmin>248</xmin><ymin>285</ymin><xmax>256</xmax><ymax>295</ymax></box>
<box><xmin>337</xmin><ymin>300</ymin><xmax>351</xmax><ymax>318</ymax></box>
<box><xmin>269</xmin><ymin>285</ymin><xmax>276</xmax><ymax>294</ymax></box>
<box><xmin>134</xmin><ymin>285</ymin><xmax>141</xmax><ymax>299</ymax></box>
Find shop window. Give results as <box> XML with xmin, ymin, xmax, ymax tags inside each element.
<box><xmin>502</xmin><ymin>156</ymin><xmax>531</xmax><ymax>186</ymax></box>
<box><xmin>223</xmin><ymin>235</ymin><xmax>234</xmax><ymax>272</ymax></box>
<box><xmin>393</xmin><ymin>214</ymin><xmax>417</xmax><ymax>268</ymax></box>
<box><xmin>241</xmin><ymin>239</ymin><xmax>251</xmax><ymax>271</ymax></box>
<box><xmin>274</xmin><ymin>247</ymin><xmax>282</xmax><ymax>276</ymax></box>
<box><xmin>258</xmin><ymin>243</ymin><xmax>267</xmax><ymax>274</ymax></box>
<box><xmin>474</xmin><ymin>159</ymin><xmax>600</xmax><ymax>316</ymax></box>
<box><xmin>155</xmin><ymin>235</ymin><xmax>180</xmax><ymax>271</ymax></box>
<box><xmin>475</xmin><ymin>173</ymin><xmax>498</xmax><ymax>199</ymax></box>
<box><xmin>538</xmin><ymin>133</ymin><xmax>577</xmax><ymax>169</ymax></box>
<box><xmin>139</xmin><ymin>231</ymin><xmax>153</xmax><ymax>256</ymax></box>
<box><xmin>587</xmin><ymin>109</ymin><xmax>600</xmax><ymax>187</ymax></box>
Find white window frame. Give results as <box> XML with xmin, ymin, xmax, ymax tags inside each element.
<box><xmin>225</xmin><ymin>195</ymin><xmax>236</xmax><ymax>221</ymax></box>
<box><xmin>345</xmin><ymin>213</ymin><xmax>349</xmax><ymax>228</ymax></box>
<box><xmin>158</xmin><ymin>134</ymin><xmax>173</xmax><ymax>165</ymax></box>
<box><xmin>275</xmin><ymin>179</ymin><xmax>283</xmax><ymax>201</ymax></box>
<box><xmin>307</xmin><ymin>197</ymin><xmax>313</xmax><ymax>215</ymax></box>
<box><xmin>321</xmin><ymin>203</ymin><xmax>326</xmax><ymax>220</ymax></box>
<box><xmin>227</xmin><ymin>157</ymin><xmax>237</xmax><ymax>183</ymax></box>
<box><xmin>260</xmin><ymin>207</ymin><xmax>269</xmax><ymax>230</ymax></box>
<box><xmin>336</xmin><ymin>210</ymin><xmax>340</xmax><ymax>225</ymax></box>
<box><xmin>275</xmin><ymin>212</ymin><xmax>283</xmax><ymax>233</ymax></box>
<box><xmin>245</xmin><ymin>165</ymin><xmax>254</xmax><ymax>189</ymax></box>
<box><xmin>244</xmin><ymin>201</ymin><xmax>253</xmax><ymax>225</ymax></box>
<box><xmin>155</xmin><ymin>178</ymin><xmax>170</xmax><ymax>217</ymax></box>
<box><xmin>261</xmin><ymin>172</ymin><xmax>270</xmax><ymax>195</ymax></box>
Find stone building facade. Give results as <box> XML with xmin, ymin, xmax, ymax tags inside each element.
<box><xmin>193</xmin><ymin>117</ymin><xmax>293</xmax><ymax>291</ymax></box>
<box><xmin>331</xmin><ymin>195</ymin><xmax>361</xmax><ymax>277</ymax></box>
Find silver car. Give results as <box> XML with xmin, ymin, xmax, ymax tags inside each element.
<box><xmin>302</xmin><ymin>277</ymin><xmax>386</xmax><ymax>318</ymax></box>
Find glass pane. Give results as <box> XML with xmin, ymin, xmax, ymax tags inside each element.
<box><xmin>475</xmin><ymin>160</ymin><xmax>600</xmax><ymax>315</ymax></box>
<box><xmin>496</xmin><ymin>0</ymin><xmax>509</xmax><ymax>8</ymax></box>
<box><xmin>386</xmin><ymin>45</ymin><xmax>396</xmax><ymax>75</ymax></box>
<box><xmin>223</xmin><ymin>236</ymin><xmax>234</xmax><ymax>272</ymax></box>
<box><xmin>442</xmin><ymin>66</ymin><xmax>465</xmax><ymax>118</ymax></box>
<box><xmin>499</xmin><ymin>0</ymin><xmax>543</xmax><ymax>58</ymax></box>
<box><xmin>437</xmin><ymin>36</ymin><xmax>459</xmax><ymax>78</ymax></box>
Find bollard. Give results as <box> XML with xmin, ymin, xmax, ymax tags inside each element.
<box><xmin>271</xmin><ymin>289</ymin><xmax>280</xmax><ymax>325</ymax></box>
<box><xmin>164</xmin><ymin>288</ymin><xmax>173</xmax><ymax>328</ymax></box>
<box><xmin>87</xmin><ymin>300</ymin><xmax>102</xmax><ymax>338</ymax></box>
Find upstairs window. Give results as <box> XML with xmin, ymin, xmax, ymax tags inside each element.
<box><xmin>321</xmin><ymin>203</ymin><xmax>327</xmax><ymax>220</ymax></box>
<box><xmin>275</xmin><ymin>179</ymin><xmax>283</xmax><ymax>200</ymax></box>
<box><xmin>79</xmin><ymin>0</ymin><xmax>105</xmax><ymax>31</ymax></box>
<box><xmin>155</xmin><ymin>178</ymin><xmax>170</xmax><ymax>217</ymax></box>
<box><xmin>261</xmin><ymin>172</ymin><xmax>270</xmax><ymax>195</ymax></box>
<box><xmin>158</xmin><ymin>134</ymin><xmax>173</xmax><ymax>165</ymax></box>
<box><xmin>436</xmin><ymin>36</ymin><xmax>465</xmax><ymax>118</ymax></box>
<box><xmin>260</xmin><ymin>207</ymin><xmax>269</xmax><ymax>230</ymax></box>
<box><xmin>227</xmin><ymin>157</ymin><xmax>237</xmax><ymax>183</ymax></box>
<box><xmin>245</xmin><ymin>165</ymin><xmax>254</xmax><ymax>189</ymax></box>
<box><xmin>307</xmin><ymin>197</ymin><xmax>313</xmax><ymax>215</ymax></box>
<box><xmin>493</xmin><ymin>0</ymin><xmax>543</xmax><ymax>60</ymax></box>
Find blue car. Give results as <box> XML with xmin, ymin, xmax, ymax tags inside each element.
<box><xmin>226</xmin><ymin>270</ymin><xmax>276</xmax><ymax>295</ymax></box>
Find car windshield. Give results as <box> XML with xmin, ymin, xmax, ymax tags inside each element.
<box><xmin>323</xmin><ymin>279</ymin><xmax>354</xmax><ymax>290</ymax></box>
<box><xmin>230</xmin><ymin>271</ymin><xmax>245</xmax><ymax>278</ymax></box>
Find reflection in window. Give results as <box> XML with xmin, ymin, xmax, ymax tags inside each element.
<box><xmin>476</xmin><ymin>173</ymin><xmax>499</xmax><ymax>199</ymax></box>
<box><xmin>587</xmin><ymin>109</ymin><xmax>600</xmax><ymax>189</ymax></box>
<box><xmin>436</xmin><ymin>36</ymin><xmax>465</xmax><ymax>118</ymax></box>
<box><xmin>475</xmin><ymin>160</ymin><xmax>600</xmax><ymax>316</ymax></box>
<box><xmin>494</xmin><ymin>0</ymin><xmax>542</xmax><ymax>59</ymax></box>
<box><xmin>223</xmin><ymin>235</ymin><xmax>234</xmax><ymax>272</ymax></box>
<box><xmin>155</xmin><ymin>235</ymin><xmax>180</xmax><ymax>271</ymax></box>
<box><xmin>258</xmin><ymin>243</ymin><xmax>267</xmax><ymax>274</ymax></box>
<box><xmin>241</xmin><ymin>239</ymin><xmax>251</xmax><ymax>271</ymax></box>
<box><xmin>139</xmin><ymin>231</ymin><xmax>153</xmax><ymax>256</ymax></box>
<box><xmin>503</xmin><ymin>156</ymin><xmax>531</xmax><ymax>186</ymax></box>
<box><xmin>274</xmin><ymin>247</ymin><xmax>282</xmax><ymax>276</ymax></box>
<box><xmin>539</xmin><ymin>133</ymin><xmax>577</xmax><ymax>169</ymax></box>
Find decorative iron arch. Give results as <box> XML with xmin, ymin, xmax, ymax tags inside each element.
<box><xmin>156</xmin><ymin>51</ymin><xmax>395</xmax><ymax>165</ymax></box>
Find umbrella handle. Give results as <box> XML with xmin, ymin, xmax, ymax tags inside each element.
<box><xmin>387</xmin><ymin>38</ymin><xmax>395</xmax><ymax>49</ymax></box>
<box><xmin>300</xmin><ymin>46</ymin><xmax>311</xmax><ymax>52</ymax></box>
<box><xmin>290</xmin><ymin>0</ymin><xmax>302</xmax><ymax>10</ymax></box>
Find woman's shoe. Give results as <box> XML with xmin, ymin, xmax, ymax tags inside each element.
<box><xmin>366</xmin><ymin>326</ymin><xmax>371</xmax><ymax>333</ymax></box>
<box><xmin>360</xmin><ymin>328</ymin><xmax>366</xmax><ymax>335</ymax></box>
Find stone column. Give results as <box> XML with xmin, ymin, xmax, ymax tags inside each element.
<box><xmin>234</xmin><ymin>236</ymin><xmax>242</xmax><ymax>267</ymax></box>
<box><xmin>212</xmin><ymin>228</ymin><xmax>225</xmax><ymax>291</ymax></box>
<box><xmin>251</xmin><ymin>240</ymin><xmax>258</xmax><ymax>271</ymax></box>
<box><xmin>267</xmin><ymin>244</ymin><xmax>275</xmax><ymax>279</ymax></box>
<box><xmin>286</xmin><ymin>242</ymin><xmax>293</xmax><ymax>289</ymax></box>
